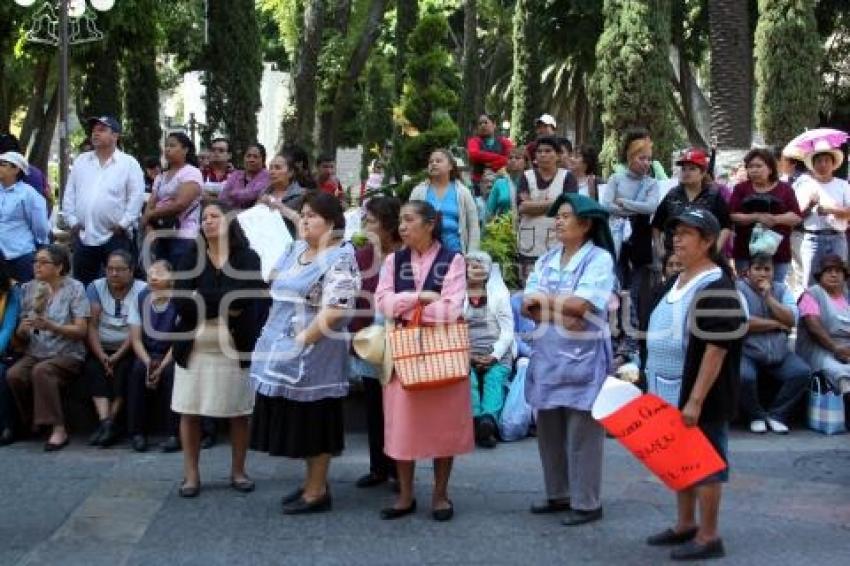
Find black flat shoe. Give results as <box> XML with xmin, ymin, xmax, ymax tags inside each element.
<box><xmin>160</xmin><ymin>436</ymin><xmax>181</xmax><ymax>453</ymax></box>
<box><xmin>99</xmin><ymin>420</ymin><xmax>119</xmax><ymax>448</ymax></box>
<box><xmin>0</xmin><ymin>428</ymin><xmax>14</xmax><ymax>446</ymax></box>
<box><xmin>561</xmin><ymin>507</ymin><xmax>603</xmax><ymax>526</ymax></box>
<box><xmin>670</xmin><ymin>538</ymin><xmax>725</xmax><ymax>561</ymax></box>
<box><xmin>380</xmin><ymin>499</ymin><xmax>417</xmax><ymax>520</ymax></box>
<box><xmin>431</xmin><ymin>500</ymin><xmax>454</xmax><ymax>522</ymax></box>
<box><xmin>230</xmin><ymin>477</ymin><xmax>256</xmax><ymax>493</ymax></box>
<box><xmin>131</xmin><ymin>435</ymin><xmax>148</xmax><ymax>453</ymax></box>
<box><xmin>178</xmin><ymin>481</ymin><xmax>201</xmax><ymax>498</ymax></box>
<box><xmin>282</xmin><ymin>493</ymin><xmax>332</xmax><ymax>515</ymax></box>
<box><xmin>356</xmin><ymin>472</ymin><xmax>388</xmax><ymax>488</ymax></box>
<box><xmin>646</xmin><ymin>527</ymin><xmax>699</xmax><ymax>546</ymax></box>
<box><xmin>89</xmin><ymin>421</ymin><xmax>106</xmax><ymax>446</ymax></box>
<box><xmin>281</xmin><ymin>487</ymin><xmax>305</xmax><ymax>506</ymax></box>
<box><xmin>530</xmin><ymin>498</ymin><xmax>571</xmax><ymax>514</ymax></box>
<box><xmin>44</xmin><ymin>437</ymin><xmax>69</xmax><ymax>452</ymax></box>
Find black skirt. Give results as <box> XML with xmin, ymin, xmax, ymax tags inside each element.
<box><xmin>250</xmin><ymin>393</ymin><xmax>345</xmax><ymax>459</ymax></box>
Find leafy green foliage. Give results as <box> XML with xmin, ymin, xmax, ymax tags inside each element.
<box><xmin>754</xmin><ymin>0</ymin><xmax>821</xmax><ymax>146</ymax></box>
<box><xmin>398</xmin><ymin>12</ymin><xmax>460</xmax><ymax>173</ymax></box>
<box><xmin>592</xmin><ymin>0</ymin><xmax>678</xmax><ymax>173</ymax></box>
<box><xmin>481</xmin><ymin>212</ymin><xmax>519</xmax><ymax>289</ymax></box>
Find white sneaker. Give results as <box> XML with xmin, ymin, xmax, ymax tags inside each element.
<box><xmin>766</xmin><ymin>418</ymin><xmax>789</xmax><ymax>434</ymax></box>
<box><xmin>749</xmin><ymin>419</ymin><xmax>767</xmax><ymax>433</ymax></box>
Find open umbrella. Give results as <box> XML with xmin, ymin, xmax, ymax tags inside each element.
<box><xmin>787</xmin><ymin>128</ymin><xmax>848</xmax><ymax>152</ymax></box>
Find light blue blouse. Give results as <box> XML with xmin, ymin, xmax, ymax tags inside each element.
<box><xmin>426</xmin><ymin>183</ymin><xmax>462</xmax><ymax>253</ymax></box>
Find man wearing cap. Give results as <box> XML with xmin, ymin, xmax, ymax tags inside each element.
<box><xmin>524</xmin><ymin>113</ymin><xmax>558</xmax><ymax>164</ymax></box>
<box><xmin>62</xmin><ymin>116</ymin><xmax>145</xmax><ymax>288</ymax></box>
<box><xmin>794</xmin><ymin>139</ymin><xmax>850</xmax><ymax>288</ymax></box>
<box><xmin>652</xmin><ymin>148</ymin><xmax>732</xmax><ymax>260</ymax></box>
<box><xmin>0</xmin><ymin>151</ymin><xmax>50</xmax><ymax>282</ymax></box>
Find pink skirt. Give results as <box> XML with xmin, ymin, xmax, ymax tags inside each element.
<box><xmin>383</xmin><ymin>374</ymin><xmax>474</xmax><ymax>461</ymax></box>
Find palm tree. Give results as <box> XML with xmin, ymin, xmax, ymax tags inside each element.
<box><xmin>707</xmin><ymin>0</ymin><xmax>753</xmax><ymax>148</ymax></box>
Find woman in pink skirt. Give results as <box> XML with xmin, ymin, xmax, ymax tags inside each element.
<box><xmin>375</xmin><ymin>200</ymin><xmax>474</xmax><ymax>522</ymax></box>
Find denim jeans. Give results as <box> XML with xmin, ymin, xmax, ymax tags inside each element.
<box><xmin>739</xmin><ymin>352</ymin><xmax>811</xmax><ymax>423</ymax></box>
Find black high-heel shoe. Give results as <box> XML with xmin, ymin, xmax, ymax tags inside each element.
<box><xmin>380</xmin><ymin>499</ymin><xmax>417</xmax><ymax>520</ymax></box>
<box><xmin>282</xmin><ymin>493</ymin><xmax>332</xmax><ymax>515</ymax></box>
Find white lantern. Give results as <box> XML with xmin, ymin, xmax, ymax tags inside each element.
<box><xmin>90</xmin><ymin>0</ymin><xmax>116</xmax><ymax>11</ymax></box>
<box><xmin>13</xmin><ymin>0</ymin><xmax>38</xmax><ymax>7</ymax></box>
<box><xmin>69</xmin><ymin>0</ymin><xmax>87</xmax><ymax>18</ymax></box>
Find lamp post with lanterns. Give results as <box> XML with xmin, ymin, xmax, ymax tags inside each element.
<box><xmin>13</xmin><ymin>0</ymin><xmax>116</xmax><ymax>205</ymax></box>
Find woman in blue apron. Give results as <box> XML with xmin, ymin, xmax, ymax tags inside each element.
<box><xmin>522</xmin><ymin>193</ymin><xmax>617</xmax><ymax>527</ymax></box>
<box><xmin>251</xmin><ymin>192</ymin><xmax>361</xmax><ymax>515</ymax></box>
<box><xmin>644</xmin><ymin>209</ymin><xmax>745</xmax><ymax>561</ymax></box>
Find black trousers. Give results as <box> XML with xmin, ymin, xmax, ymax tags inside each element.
<box><xmin>363</xmin><ymin>377</ymin><xmax>395</xmax><ymax>477</ymax></box>
<box><xmin>126</xmin><ymin>359</ymin><xmax>179</xmax><ymax>437</ymax></box>
<box><xmin>85</xmin><ymin>350</ymin><xmax>135</xmax><ymax>400</ymax></box>
<box><xmin>73</xmin><ymin>232</ymin><xmax>134</xmax><ymax>289</ymax></box>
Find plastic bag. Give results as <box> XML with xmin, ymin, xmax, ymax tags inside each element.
<box><xmin>749</xmin><ymin>223</ymin><xmax>783</xmax><ymax>257</ymax></box>
<box><xmin>499</xmin><ymin>358</ymin><xmax>533</xmax><ymax>441</ymax></box>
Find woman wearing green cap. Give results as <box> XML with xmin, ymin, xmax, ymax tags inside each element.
<box><xmin>521</xmin><ymin>192</ymin><xmax>616</xmax><ymax>527</ymax></box>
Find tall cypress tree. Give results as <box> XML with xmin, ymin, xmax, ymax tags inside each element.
<box><xmin>593</xmin><ymin>0</ymin><xmax>677</xmax><ymax>173</ymax></box>
<box><xmin>203</xmin><ymin>0</ymin><xmax>263</xmax><ymax>159</ymax></box>
<box><xmin>121</xmin><ymin>0</ymin><xmax>161</xmax><ymax>159</ymax></box>
<box><xmin>754</xmin><ymin>0</ymin><xmax>821</xmax><ymax>146</ymax></box>
<box><xmin>510</xmin><ymin>0</ymin><xmax>541</xmax><ymax>145</ymax></box>
<box><xmin>398</xmin><ymin>13</ymin><xmax>460</xmax><ymax>174</ymax></box>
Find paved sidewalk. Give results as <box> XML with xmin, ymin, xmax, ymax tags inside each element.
<box><xmin>2</xmin><ymin>430</ymin><xmax>849</xmax><ymax>565</ymax></box>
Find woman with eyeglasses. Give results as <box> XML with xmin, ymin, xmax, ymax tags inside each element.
<box><xmin>5</xmin><ymin>245</ymin><xmax>90</xmax><ymax>451</ymax></box>
<box><xmin>84</xmin><ymin>250</ymin><xmax>146</xmax><ymax>448</ymax></box>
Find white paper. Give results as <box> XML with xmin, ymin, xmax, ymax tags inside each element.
<box><xmin>590</xmin><ymin>376</ymin><xmax>642</xmax><ymax>421</ymax></box>
<box><xmin>237</xmin><ymin>205</ymin><xmax>292</xmax><ymax>281</ymax></box>
<box><xmin>344</xmin><ymin>208</ymin><xmax>362</xmax><ymax>241</ymax></box>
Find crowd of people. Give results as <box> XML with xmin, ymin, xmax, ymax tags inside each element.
<box><xmin>0</xmin><ymin>110</ymin><xmax>849</xmax><ymax>561</ymax></box>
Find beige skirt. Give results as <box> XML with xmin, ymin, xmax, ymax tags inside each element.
<box><xmin>171</xmin><ymin>318</ymin><xmax>255</xmax><ymax>418</ymax></box>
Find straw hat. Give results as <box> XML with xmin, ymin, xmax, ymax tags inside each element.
<box><xmin>352</xmin><ymin>324</ymin><xmax>385</xmax><ymax>365</ymax></box>
<box><xmin>804</xmin><ymin>139</ymin><xmax>845</xmax><ymax>172</ymax></box>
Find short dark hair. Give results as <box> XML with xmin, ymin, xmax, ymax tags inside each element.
<box><xmin>301</xmin><ymin>191</ymin><xmax>346</xmax><ymax>231</ymax></box>
<box><xmin>41</xmin><ymin>244</ymin><xmax>71</xmax><ymax>276</ymax></box>
<box><xmin>210</xmin><ymin>137</ymin><xmax>231</xmax><ymax>152</ymax></box>
<box><xmin>281</xmin><ymin>143</ymin><xmax>316</xmax><ymax>189</ymax></box>
<box><xmin>577</xmin><ymin>144</ymin><xmax>599</xmax><ymax>176</ymax></box>
<box><xmin>535</xmin><ymin>136</ymin><xmax>560</xmax><ymax>154</ymax></box>
<box><xmin>317</xmin><ymin>154</ymin><xmax>336</xmax><ymax>166</ymax></box>
<box><xmin>619</xmin><ymin>127</ymin><xmax>652</xmax><ymax>164</ymax></box>
<box><xmin>557</xmin><ymin>137</ymin><xmax>573</xmax><ymax>154</ymax></box>
<box><xmin>143</xmin><ymin>155</ymin><xmax>161</xmax><ymax>169</ymax></box>
<box><xmin>402</xmin><ymin>200</ymin><xmax>443</xmax><ymax>242</ymax></box>
<box><xmin>744</xmin><ymin>147</ymin><xmax>779</xmax><ymax>183</ymax></box>
<box><xmin>106</xmin><ymin>249</ymin><xmax>134</xmax><ymax>268</ymax></box>
<box><xmin>364</xmin><ymin>196</ymin><xmax>402</xmax><ymax>242</ymax></box>
<box><xmin>245</xmin><ymin>142</ymin><xmax>267</xmax><ymax>164</ymax></box>
<box><xmin>749</xmin><ymin>253</ymin><xmax>774</xmax><ymax>267</ymax></box>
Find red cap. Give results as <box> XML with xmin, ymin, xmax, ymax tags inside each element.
<box><xmin>676</xmin><ymin>148</ymin><xmax>708</xmax><ymax>169</ymax></box>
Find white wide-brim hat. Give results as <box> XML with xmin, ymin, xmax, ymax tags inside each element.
<box><xmin>804</xmin><ymin>139</ymin><xmax>845</xmax><ymax>172</ymax></box>
<box><xmin>0</xmin><ymin>151</ymin><xmax>29</xmax><ymax>175</ymax></box>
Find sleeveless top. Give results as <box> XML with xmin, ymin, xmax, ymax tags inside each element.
<box><xmin>518</xmin><ymin>168</ymin><xmax>569</xmax><ymax>258</ymax></box>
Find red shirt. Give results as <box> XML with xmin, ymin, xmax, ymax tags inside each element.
<box><xmin>202</xmin><ymin>164</ymin><xmax>233</xmax><ymax>183</ymax></box>
<box><xmin>466</xmin><ymin>135</ymin><xmax>514</xmax><ymax>183</ymax></box>
<box><xmin>729</xmin><ymin>180</ymin><xmax>801</xmax><ymax>263</ymax></box>
<box><xmin>319</xmin><ymin>176</ymin><xmax>344</xmax><ymax>199</ymax></box>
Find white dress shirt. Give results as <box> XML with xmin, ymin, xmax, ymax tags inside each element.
<box><xmin>62</xmin><ymin>149</ymin><xmax>145</xmax><ymax>246</ymax></box>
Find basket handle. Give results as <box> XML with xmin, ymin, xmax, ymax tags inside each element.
<box><xmin>410</xmin><ymin>303</ymin><xmax>424</xmax><ymax>327</ymax></box>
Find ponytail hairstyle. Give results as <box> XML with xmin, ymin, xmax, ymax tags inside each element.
<box><xmin>167</xmin><ymin>132</ymin><xmax>199</xmax><ymax>168</ymax></box>
<box><xmin>403</xmin><ymin>200</ymin><xmax>443</xmax><ymax>243</ymax></box>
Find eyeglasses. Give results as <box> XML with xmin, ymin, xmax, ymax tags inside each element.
<box><xmin>32</xmin><ymin>258</ymin><xmax>56</xmax><ymax>266</ymax></box>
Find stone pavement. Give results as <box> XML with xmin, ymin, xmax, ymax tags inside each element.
<box><xmin>2</xmin><ymin>430</ymin><xmax>849</xmax><ymax>565</ymax></box>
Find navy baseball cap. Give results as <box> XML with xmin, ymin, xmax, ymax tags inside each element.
<box><xmin>666</xmin><ymin>208</ymin><xmax>721</xmax><ymax>237</ymax></box>
<box><xmin>87</xmin><ymin>115</ymin><xmax>122</xmax><ymax>134</ymax></box>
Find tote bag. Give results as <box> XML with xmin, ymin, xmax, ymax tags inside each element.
<box><xmin>808</xmin><ymin>373</ymin><xmax>846</xmax><ymax>435</ymax></box>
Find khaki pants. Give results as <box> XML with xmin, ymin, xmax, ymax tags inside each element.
<box><xmin>6</xmin><ymin>355</ymin><xmax>82</xmax><ymax>429</ymax></box>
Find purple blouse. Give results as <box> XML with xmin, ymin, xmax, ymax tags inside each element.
<box><xmin>219</xmin><ymin>169</ymin><xmax>271</xmax><ymax>209</ymax></box>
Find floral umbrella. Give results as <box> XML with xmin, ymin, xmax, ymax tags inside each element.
<box><xmin>787</xmin><ymin>128</ymin><xmax>849</xmax><ymax>152</ymax></box>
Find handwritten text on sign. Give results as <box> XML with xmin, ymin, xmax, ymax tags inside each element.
<box><xmin>599</xmin><ymin>394</ymin><xmax>727</xmax><ymax>491</ymax></box>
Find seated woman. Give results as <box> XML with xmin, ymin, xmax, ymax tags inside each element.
<box><xmin>85</xmin><ymin>250</ymin><xmax>146</xmax><ymax>448</ymax></box>
<box><xmin>126</xmin><ymin>260</ymin><xmax>180</xmax><ymax>453</ymax></box>
<box><xmin>6</xmin><ymin>245</ymin><xmax>90</xmax><ymax>451</ymax></box>
<box><xmin>0</xmin><ymin>263</ymin><xmax>22</xmax><ymax>446</ymax></box>
<box><xmin>796</xmin><ymin>254</ymin><xmax>850</xmax><ymax>396</ymax></box>
<box><xmin>465</xmin><ymin>251</ymin><xmax>514</xmax><ymax>448</ymax></box>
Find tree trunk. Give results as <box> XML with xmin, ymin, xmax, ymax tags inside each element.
<box><xmin>19</xmin><ymin>55</ymin><xmax>54</xmax><ymax>153</ymax></box>
<box><xmin>459</xmin><ymin>0</ymin><xmax>480</xmax><ymax>140</ymax></box>
<box><xmin>288</xmin><ymin>0</ymin><xmax>325</xmax><ymax>152</ymax></box>
<box><xmin>708</xmin><ymin>0</ymin><xmax>752</xmax><ymax>148</ymax></box>
<box><xmin>29</xmin><ymin>84</ymin><xmax>60</xmax><ymax>174</ymax></box>
<box><xmin>320</xmin><ymin>0</ymin><xmax>390</xmax><ymax>156</ymax></box>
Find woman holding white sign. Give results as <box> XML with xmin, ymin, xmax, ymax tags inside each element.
<box><xmin>521</xmin><ymin>193</ymin><xmax>616</xmax><ymax>527</ymax></box>
<box><xmin>644</xmin><ymin>209</ymin><xmax>745</xmax><ymax>561</ymax></box>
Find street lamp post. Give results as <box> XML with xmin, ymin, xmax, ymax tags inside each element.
<box><xmin>13</xmin><ymin>0</ymin><xmax>115</xmax><ymax>205</ymax></box>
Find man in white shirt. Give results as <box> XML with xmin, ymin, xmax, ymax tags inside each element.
<box><xmin>62</xmin><ymin>116</ymin><xmax>145</xmax><ymax>287</ymax></box>
<box><xmin>795</xmin><ymin>141</ymin><xmax>850</xmax><ymax>288</ymax></box>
